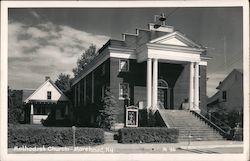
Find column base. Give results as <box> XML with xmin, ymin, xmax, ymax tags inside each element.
<box><xmin>190</xmin><ymin>109</ymin><xmax>201</xmax><ymax>114</ymax></box>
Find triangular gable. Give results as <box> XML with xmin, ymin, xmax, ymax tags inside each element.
<box><xmin>150</xmin><ymin>31</ymin><xmax>202</xmax><ymax>48</ymax></box>
<box><xmin>24</xmin><ymin>79</ymin><xmax>69</xmax><ymax>103</ymax></box>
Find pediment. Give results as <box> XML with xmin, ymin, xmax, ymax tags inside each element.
<box><xmin>150</xmin><ymin>31</ymin><xmax>202</xmax><ymax>48</ymax></box>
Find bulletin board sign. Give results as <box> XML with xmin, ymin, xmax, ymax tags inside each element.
<box><xmin>125</xmin><ymin>106</ymin><xmax>138</xmax><ymax>127</ymax></box>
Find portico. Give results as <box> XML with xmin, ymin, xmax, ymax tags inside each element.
<box><xmin>137</xmin><ymin>31</ymin><xmax>207</xmax><ymax>112</ymax></box>
<box><xmin>146</xmin><ymin>59</ymin><xmax>201</xmax><ymax>112</ymax></box>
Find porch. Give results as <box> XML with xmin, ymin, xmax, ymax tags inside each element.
<box><xmin>25</xmin><ymin>100</ymin><xmax>69</xmax><ymax>124</ymax></box>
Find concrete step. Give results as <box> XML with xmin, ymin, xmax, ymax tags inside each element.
<box><xmin>158</xmin><ymin>109</ymin><xmax>225</xmax><ymax>141</ymax></box>
<box><xmin>104</xmin><ymin>131</ymin><xmax>118</xmax><ymax>143</ymax></box>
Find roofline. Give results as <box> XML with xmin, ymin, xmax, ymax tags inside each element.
<box><xmin>216</xmin><ymin>69</ymin><xmax>243</xmax><ymax>89</ymax></box>
<box><xmin>24</xmin><ymin>79</ymin><xmax>69</xmax><ymax>103</ymax></box>
<box><xmin>72</xmin><ymin>46</ymin><xmax>135</xmax><ymax>86</ymax></box>
<box><xmin>201</xmin><ymin>55</ymin><xmax>212</xmax><ymax>60</ymax></box>
<box><xmin>147</xmin><ymin>42</ymin><xmax>206</xmax><ymax>53</ymax></box>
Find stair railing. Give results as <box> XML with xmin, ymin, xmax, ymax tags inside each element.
<box><xmin>191</xmin><ymin>110</ymin><xmax>231</xmax><ymax>139</ymax></box>
<box><xmin>208</xmin><ymin>114</ymin><xmax>232</xmax><ymax>134</ymax></box>
<box><xmin>191</xmin><ymin>103</ymin><xmax>232</xmax><ymax>136</ymax></box>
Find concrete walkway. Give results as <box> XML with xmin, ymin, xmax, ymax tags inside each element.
<box><xmin>8</xmin><ymin>140</ymin><xmax>243</xmax><ymax>154</ymax></box>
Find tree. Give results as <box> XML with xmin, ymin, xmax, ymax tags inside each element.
<box><xmin>72</xmin><ymin>44</ymin><xmax>97</xmax><ymax>77</ymax></box>
<box><xmin>96</xmin><ymin>88</ymin><xmax>117</xmax><ymax>130</ymax></box>
<box><xmin>8</xmin><ymin>86</ymin><xmax>23</xmax><ymax>124</ymax></box>
<box><xmin>55</xmin><ymin>73</ymin><xmax>72</xmax><ymax>93</ymax></box>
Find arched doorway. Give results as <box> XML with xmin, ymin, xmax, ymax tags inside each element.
<box><xmin>158</xmin><ymin>79</ymin><xmax>170</xmax><ymax>109</ymax></box>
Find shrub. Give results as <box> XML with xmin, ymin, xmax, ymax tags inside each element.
<box><xmin>233</xmin><ymin>127</ymin><xmax>243</xmax><ymax>141</ymax></box>
<box><xmin>8</xmin><ymin>125</ymin><xmax>104</xmax><ymax>148</ymax></box>
<box><xmin>118</xmin><ymin>127</ymin><xmax>179</xmax><ymax>143</ymax></box>
<box><xmin>96</xmin><ymin>88</ymin><xmax>117</xmax><ymax>130</ymax></box>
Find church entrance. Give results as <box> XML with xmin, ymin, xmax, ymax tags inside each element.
<box><xmin>157</xmin><ymin>79</ymin><xmax>170</xmax><ymax>109</ymax></box>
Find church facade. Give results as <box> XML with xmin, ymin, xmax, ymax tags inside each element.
<box><xmin>71</xmin><ymin>23</ymin><xmax>210</xmax><ymax>128</ymax></box>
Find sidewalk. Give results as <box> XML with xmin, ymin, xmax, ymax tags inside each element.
<box><xmin>8</xmin><ymin>140</ymin><xmax>243</xmax><ymax>154</ymax></box>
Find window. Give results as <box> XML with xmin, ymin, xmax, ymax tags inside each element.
<box><xmin>222</xmin><ymin>91</ymin><xmax>227</xmax><ymax>101</ymax></box>
<box><xmin>47</xmin><ymin>91</ymin><xmax>51</xmax><ymax>100</ymax></box>
<box><xmin>119</xmin><ymin>59</ymin><xmax>129</xmax><ymax>72</ymax></box>
<box><xmin>119</xmin><ymin>83</ymin><xmax>129</xmax><ymax>99</ymax></box>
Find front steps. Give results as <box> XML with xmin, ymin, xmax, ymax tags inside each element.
<box><xmin>158</xmin><ymin>110</ymin><xmax>225</xmax><ymax>141</ymax></box>
<box><xmin>104</xmin><ymin>131</ymin><xmax>118</xmax><ymax>143</ymax></box>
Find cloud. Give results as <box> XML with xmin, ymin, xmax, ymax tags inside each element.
<box><xmin>8</xmin><ymin>20</ymin><xmax>110</xmax><ymax>89</ymax></box>
<box><xmin>30</xmin><ymin>10</ymin><xmax>41</xmax><ymax>19</ymax></box>
<box><xmin>207</xmin><ymin>72</ymin><xmax>227</xmax><ymax>97</ymax></box>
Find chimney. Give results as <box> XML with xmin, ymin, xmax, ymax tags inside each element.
<box><xmin>45</xmin><ymin>76</ymin><xmax>50</xmax><ymax>81</ymax></box>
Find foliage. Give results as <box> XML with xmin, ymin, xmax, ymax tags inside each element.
<box><xmin>233</xmin><ymin>127</ymin><xmax>243</xmax><ymax>141</ymax></box>
<box><xmin>96</xmin><ymin>88</ymin><xmax>117</xmax><ymax>130</ymax></box>
<box><xmin>210</xmin><ymin>108</ymin><xmax>243</xmax><ymax>128</ymax></box>
<box><xmin>8</xmin><ymin>87</ymin><xmax>23</xmax><ymax>124</ymax></box>
<box><xmin>72</xmin><ymin>44</ymin><xmax>98</xmax><ymax>77</ymax></box>
<box><xmin>8</xmin><ymin>124</ymin><xmax>104</xmax><ymax>148</ymax></box>
<box><xmin>41</xmin><ymin>111</ymin><xmax>73</xmax><ymax>127</ymax></box>
<box><xmin>118</xmin><ymin>127</ymin><xmax>179</xmax><ymax>143</ymax></box>
<box><xmin>54</xmin><ymin>73</ymin><xmax>72</xmax><ymax>93</ymax></box>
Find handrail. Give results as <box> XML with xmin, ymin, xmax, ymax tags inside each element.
<box><xmin>191</xmin><ymin>110</ymin><xmax>230</xmax><ymax>138</ymax></box>
<box><xmin>209</xmin><ymin>114</ymin><xmax>232</xmax><ymax>132</ymax></box>
<box><xmin>192</xmin><ymin>103</ymin><xmax>232</xmax><ymax>134</ymax></box>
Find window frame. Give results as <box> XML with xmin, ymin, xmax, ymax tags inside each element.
<box><xmin>47</xmin><ymin>91</ymin><xmax>51</xmax><ymax>100</ymax></box>
<box><xmin>119</xmin><ymin>59</ymin><xmax>129</xmax><ymax>72</ymax></box>
<box><xmin>222</xmin><ymin>90</ymin><xmax>227</xmax><ymax>101</ymax></box>
<box><xmin>119</xmin><ymin>83</ymin><xmax>130</xmax><ymax>100</ymax></box>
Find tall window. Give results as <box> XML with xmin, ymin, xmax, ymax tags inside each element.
<box><xmin>47</xmin><ymin>91</ymin><xmax>51</xmax><ymax>100</ymax></box>
<box><xmin>119</xmin><ymin>59</ymin><xmax>129</xmax><ymax>72</ymax></box>
<box><xmin>119</xmin><ymin>83</ymin><xmax>129</xmax><ymax>99</ymax></box>
<box><xmin>222</xmin><ymin>91</ymin><xmax>227</xmax><ymax>101</ymax></box>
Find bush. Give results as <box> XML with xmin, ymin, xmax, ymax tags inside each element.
<box><xmin>96</xmin><ymin>88</ymin><xmax>117</xmax><ymax>130</ymax></box>
<box><xmin>118</xmin><ymin>127</ymin><xmax>179</xmax><ymax>143</ymax></box>
<box><xmin>233</xmin><ymin>127</ymin><xmax>243</xmax><ymax>141</ymax></box>
<box><xmin>8</xmin><ymin>125</ymin><xmax>104</xmax><ymax>148</ymax></box>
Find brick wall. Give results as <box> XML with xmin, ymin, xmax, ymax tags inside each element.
<box><xmin>200</xmin><ymin>65</ymin><xmax>207</xmax><ymax>115</ymax></box>
<box><xmin>173</xmin><ymin>64</ymin><xmax>189</xmax><ymax>109</ymax></box>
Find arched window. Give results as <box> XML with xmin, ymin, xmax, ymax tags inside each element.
<box><xmin>158</xmin><ymin>79</ymin><xmax>168</xmax><ymax>89</ymax></box>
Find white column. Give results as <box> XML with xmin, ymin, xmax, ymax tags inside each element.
<box><xmin>147</xmin><ymin>58</ymin><xmax>152</xmax><ymax>109</ymax></box>
<box><xmin>30</xmin><ymin>103</ymin><xmax>34</xmax><ymax>114</ymax></box>
<box><xmin>30</xmin><ymin>103</ymin><xmax>34</xmax><ymax>124</ymax></box>
<box><xmin>189</xmin><ymin>62</ymin><xmax>194</xmax><ymax>110</ymax></box>
<box><xmin>194</xmin><ymin>62</ymin><xmax>200</xmax><ymax>111</ymax></box>
<box><xmin>152</xmin><ymin>59</ymin><xmax>158</xmax><ymax>109</ymax></box>
<box><xmin>91</xmin><ymin>72</ymin><xmax>94</xmax><ymax>103</ymax></box>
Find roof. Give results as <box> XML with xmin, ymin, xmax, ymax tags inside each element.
<box><xmin>24</xmin><ymin>78</ymin><xmax>69</xmax><ymax>103</ymax></box>
<box><xmin>72</xmin><ymin>24</ymin><xmax>207</xmax><ymax>85</ymax></box>
<box><xmin>22</xmin><ymin>89</ymin><xmax>36</xmax><ymax>102</ymax></box>
<box><xmin>216</xmin><ymin>68</ymin><xmax>243</xmax><ymax>90</ymax></box>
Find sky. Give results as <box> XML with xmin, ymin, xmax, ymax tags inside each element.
<box><xmin>8</xmin><ymin>7</ymin><xmax>243</xmax><ymax>97</ymax></box>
